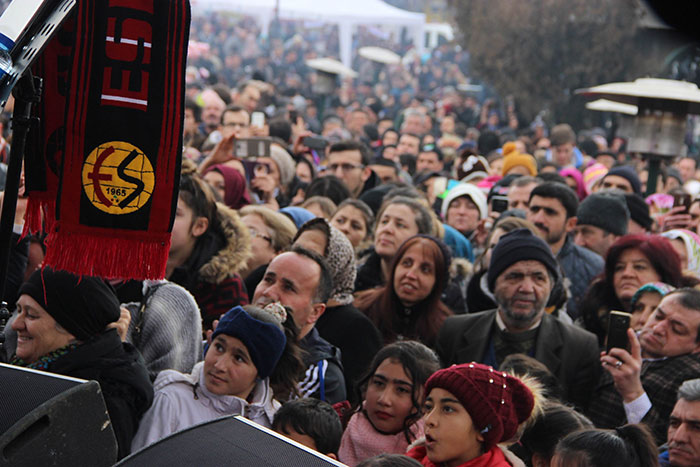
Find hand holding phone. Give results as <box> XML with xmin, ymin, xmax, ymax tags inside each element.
<box><xmin>606</xmin><ymin>311</ymin><xmax>631</xmax><ymax>352</ymax></box>
<box><xmin>673</xmin><ymin>193</ymin><xmax>692</xmax><ymax>214</ymax></box>
<box><xmin>234</xmin><ymin>138</ymin><xmax>271</xmax><ymax>158</ymax></box>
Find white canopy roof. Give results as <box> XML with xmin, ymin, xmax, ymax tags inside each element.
<box><xmin>191</xmin><ymin>0</ymin><xmax>425</xmax><ymax>67</ymax></box>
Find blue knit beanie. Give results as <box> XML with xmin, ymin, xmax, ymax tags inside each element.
<box><xmin>210</xmin><ymin>306</ymin><xmax>286</xmax><ymax>379</ymax></box>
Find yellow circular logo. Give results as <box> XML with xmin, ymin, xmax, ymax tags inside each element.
<box><xmin>82</xmin><ymin>141</ymin><xmax>155</xmax><ymax>215</ymax></box>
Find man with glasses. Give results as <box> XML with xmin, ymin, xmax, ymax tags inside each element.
<box><xmin>326</xmin><ymin>140</ymin><xmax>378</xmax><ymax>198</ymax></box>
<box><xmin>221</xmin><ymin>105</ymin><xmax>250</xmax><ymax>139</ymax></box>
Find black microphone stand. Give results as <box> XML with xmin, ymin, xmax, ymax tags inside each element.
<box><xmin>0</xmin><ymin>72</ymin><xmax>41</xmax><ymax>360</ymax></box>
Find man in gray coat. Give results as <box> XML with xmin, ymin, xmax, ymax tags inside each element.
<box><xmin>436</xmin><ymin>228</ymin><xmax>600</xmax><ymax>410</ymax></box>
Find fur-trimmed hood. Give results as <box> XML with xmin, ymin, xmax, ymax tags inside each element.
<box><xmin>449</xmin><ymin>257</ymin><xmax>473</xmax><ymax>280</ymax></box>
<box><xmin>198</xmin><ymin>202</ymin><xmax>252</xmax><ymax>284</ymax></box>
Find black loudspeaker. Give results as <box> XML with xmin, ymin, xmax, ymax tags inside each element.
<box><xmin>0</xmin><ymin>363</ymin><xmax>117</xmax><ymax>466</ymax></box>
<box><xmin>119</xmin><ymin>415</ymin><xmax>344</xmax><ymax>466</ymax></box>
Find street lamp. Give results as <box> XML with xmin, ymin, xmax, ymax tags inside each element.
<box><xmin>577</xmin><ymin>78</ymin><xmax>700</xmax><ymax>195</ymax></box>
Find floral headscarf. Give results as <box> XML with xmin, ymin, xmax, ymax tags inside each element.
<box><xmin>661</xmin><ymin>229</ymin><xmax>700</xmax><ymax>277</ymax></box>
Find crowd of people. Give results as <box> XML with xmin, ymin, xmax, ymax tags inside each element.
<box><xmin>3</xmin><ymin>6</ymin><xmax>700</xmax><ymax>467</ymax></box>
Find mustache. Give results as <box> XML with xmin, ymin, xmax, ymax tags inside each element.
<box><xmin>512</xmin><ymin>293</ymin><xmax>536</xmax><ymax>301</ymax></box>
<box><xmin>668</xmin><ymin>442</ymin><xmax>691</xmax><ymax>453</ymax></box>
<box><xmin>534</xmin><ymin>223</ymin><xmax>549</xmax><ymax>233</ymax></box>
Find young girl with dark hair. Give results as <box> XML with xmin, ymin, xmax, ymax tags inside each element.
<box><xmin>551</xmin><ymin>424</ymin><xmax>658</xmax><ymax>467</ymax></box>
<box><xmin>339</xmin><ymin>341</ymin><xmax>440</xmax><ymax>466</ymax></box>
<box><xmin>519</xmin><ymin>401</ymin><xmax>593</xmax><ymax>467</ymax></box>
<box><xmin>167</xmin><ymin>161</ymin><xmax>252</xmax><ymax>330</ymax></box>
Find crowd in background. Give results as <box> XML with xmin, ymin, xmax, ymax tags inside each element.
<box><xmin>3</xmin><ymin>6</ymin><xmax>700</xmax><ymax>467</ymax></box>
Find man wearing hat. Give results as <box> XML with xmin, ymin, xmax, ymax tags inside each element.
<box><xmin>575</xmin><ymin>192</ymin><xmax>630</xmax><ymax>258</ymax></box>
<box><xmin>624</xmin><ymin>193</ymin><xmax>653</xmax><ymax>234</ymax></box>
<box><xmin>601</xmin><ymin>165</ymin><xmax>642</xmax><ymax>195</ymax></box>
<box><xmin>436</xmin><ymin>229</ymin><xmax>600</xmax><ymax>410</ymax></box>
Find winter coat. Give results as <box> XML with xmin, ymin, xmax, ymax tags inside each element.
<box><xmin>169</xmin><ymin>202</ymin><xmax>252</xmax><ymax>329</ymax></box>
<box><xmin>315</xmin><ymin>303</ymin><xmax>382</xmax><ymax>403</ymax></box>
<box><xmin>131</xmin><ymin>361</ymin><xmax>279</xmax><ymax>451</ymax></box>
<box><xmin>27</xmin><ymin>329</ymin><xmax>154</xmax><ymax>460</ymax></box>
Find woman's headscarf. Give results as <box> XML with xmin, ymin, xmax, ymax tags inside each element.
<box><xmin>560</xmin><ymin>167</ymin><xmax>585</xmax><ymax>200</ymax></box>
<box><xmin>279</xmin><ymin>206</ymin><xmax>316</xmax><ymax>229</ymax></box>
<box><xmin>202</xmin><ymin>163</ymin><xmax>251</xmax><ymax>209</ymax></box>
<box><xmin>661</xmin><ymin>229</ymin><xmax>700</xmax><ymax>277</ymax></box>
<box><xmin>326</xmin><ymin>224</ymin><xmax>357</xmax><ymax>306</ymax></box>
<box><xmin>630</xmin><ymin>282</ymin><xmax>676</xmax><ymax>309</ymax></box>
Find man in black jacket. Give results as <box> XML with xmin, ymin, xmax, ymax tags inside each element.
<box><xmin>436</xmin><ymin>228</ymin><xmax>600</xmax><ymax>410</ymax></box>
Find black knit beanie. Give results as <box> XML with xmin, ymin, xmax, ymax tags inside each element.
<box><xmin>18</xmin><ymin>267</ymin><xmax>120</xmax><ymax>341</ymax></box>
<box><xmin>624</xmin><ymin>193</ymin><xmax>652</xmax><ymax>231</ymax></box>
<box><xmin>487</xmin><ymin>229</ymin><xmax>559</xmax><ymax>291</ymax></box>
<box><xmin>604</xmin><ymin>166</ymin><xmax>641</xmax><ymax>194</ymax></box>
<box><xmin>577</xmin><ymin>192</ymin><xmax>629</xmax><ymax>236</ymax></box>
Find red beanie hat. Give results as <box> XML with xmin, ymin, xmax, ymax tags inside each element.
<box><xmin>425</xmin><ymin>362</ymin><xmax>534</xmax><ymax>450</ymax></box>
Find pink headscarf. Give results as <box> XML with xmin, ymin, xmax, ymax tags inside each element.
<box><xmin>560</xmin><ymin>167</ymin><xmax>586</xmax><ymax>200</ymax></box>
<box><xmin>202</xmin><ymin>163</ymin><xmax>251</xmax><ymax>209</ymax></box>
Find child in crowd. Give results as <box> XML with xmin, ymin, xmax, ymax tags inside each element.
<box><xmin>167</xmin><ymin>162</ymin><xmax>251</xmax><ymax>330</ymax></box>
<box><xmin>407</xmin><ymin>362</ymin><xmax>540</xmax><ymax>467</ymax></box>
<box><xmin>272</xmin><ymin>398</ymin><xmax>343</xmax><ymax>460</ymax></box>
<box><xmin>551</xmin><ymin>424</ymin><xmax>658</xmax><ymax>467</ymax></box>
<box><xmin>131</xmin><ymin>304</ymin><xmax>301</xmax><ymax>451</ymax></box>
<box><xmin>339</xmin><ymin>341</ymin><xmax>440</xmax><ymax>466</ymax></box>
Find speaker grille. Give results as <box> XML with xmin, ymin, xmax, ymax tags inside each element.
<box><xmin>0</xmin><ymin>364</ymin><xmax>83</xmax><ymax>434</ymax></box>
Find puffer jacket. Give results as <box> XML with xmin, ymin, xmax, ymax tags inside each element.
<box><xmin>131</xmin><ymin>361</ymin><xmax>279</xmax><ymax>452</ymax></box>
<box><xmin>170</xmin><ymin>202</ymin><xmax>252</xmax><ymax>329</ymax></box>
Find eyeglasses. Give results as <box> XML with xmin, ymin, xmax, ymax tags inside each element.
<box><xmin>248</xmin><ymin>228</ymin><xmax>272</xmax><ymax>244</ymax></box>
<box><xmin>328</xmin><ymin>163</ymin><xmax>364</xmax><ymax>172</ymax></box>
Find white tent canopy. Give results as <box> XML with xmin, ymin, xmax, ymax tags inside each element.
<box><xmin>191</xmin><ymin>0</ymin><xmax>425</xmax><ymax>68</ymax></box>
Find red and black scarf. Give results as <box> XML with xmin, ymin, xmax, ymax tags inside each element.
<box><xmin>27</xmin><ymin>0</ymin><xmax>189</xmax><ymax>279</ymax></box>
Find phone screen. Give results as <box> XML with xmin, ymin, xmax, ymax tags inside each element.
<box><xmin>251</xmin><ymin>112</ymin><xmax>265</xmax><ymax>129</ymax></box>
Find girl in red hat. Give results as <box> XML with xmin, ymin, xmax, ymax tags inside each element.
<box><xmin>408</xmin><ymin>362</ymin><xmax>541</xmax><ymax>467</ymax></box>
